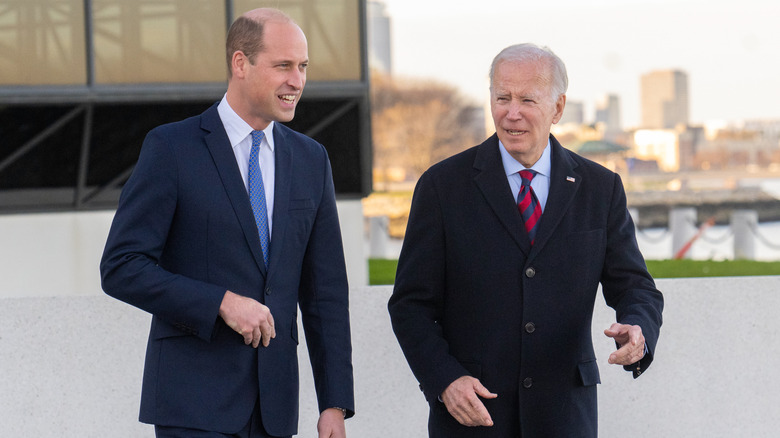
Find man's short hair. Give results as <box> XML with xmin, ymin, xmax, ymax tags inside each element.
<box><xmin>225</xmin><ymin>9</ymin><xmax>293</xmax><ymax>78</ymax></box>
<box><xmin>489</xmin><ymin>43</ymin><xmax>569</xmax><ymax>102</ymax></box>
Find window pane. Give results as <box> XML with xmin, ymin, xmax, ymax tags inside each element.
<box><xmin>0</xmin><ymin>105</ymin><xmax>84</xmax><ymax>189</ymax></box>
<box><xmin>0</xmin><ymin>0</ymin><xmax>86</xmax><ymax>85</ymax></box>
<box><xmin>93</xmin><ymin>0</ymin><xmax>226</xmax><ymax>84</ymax></box>
<box><xmin>234</xmin><ymin>0</ymin><xmax>362</xmax><ymax>81</ymax></box>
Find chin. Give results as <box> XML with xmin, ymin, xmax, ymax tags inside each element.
<box><xmin>502</xmin><ymin>138</ymin><xmax>532</xmax><ymax>151</ymax></box>
<box><xmin>277</xmin><ymin>112</ymin><xmax>296</xmax><ymax>123</ymax></box>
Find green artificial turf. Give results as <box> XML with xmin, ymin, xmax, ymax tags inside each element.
<box><xmin>368</xmin><ymin>258</ymin><xmax>780</xmax><ymax>285</ymax></box>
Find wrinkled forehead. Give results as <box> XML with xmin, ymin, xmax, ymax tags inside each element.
<box><xmin>491</xmin><ymin>60</ymin><xmax>553</xmax><ymax>92</ymax></box>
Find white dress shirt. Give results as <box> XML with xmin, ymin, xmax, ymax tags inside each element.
<box><xmin>217</xmin><ymin>95</ymin><xmax>276</xmax><ymax>234</ymax></box>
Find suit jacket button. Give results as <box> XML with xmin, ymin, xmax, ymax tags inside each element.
<box><xmin>265</xmin><ymin>287</ymin><xmax>271</xmax><ymax>295</ymax></box>
<box><xmin>523</xmin><ymin>377</ymin><xmax>533</xmax><ymax>388</ymax></box>
<box><xmin>525</xmin><ymin>322</ymin><xmax>536</xmax><ymax>333</ymax></box>
<box><xmin>525</xmin><ymin>267</ymin><xmax>536</xmax><ymax>278</ymax></box>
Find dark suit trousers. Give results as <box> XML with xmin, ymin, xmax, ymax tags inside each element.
<box><xmin>154</xmin><ymin>398</ymin><xmax>290</xmax><ymax>438</ymax></box>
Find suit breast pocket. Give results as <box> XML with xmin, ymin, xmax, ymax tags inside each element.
<box><xmin>289</xmin><ymin>198</ymin><xmax>315</xmax><ymax>212</ymax></box>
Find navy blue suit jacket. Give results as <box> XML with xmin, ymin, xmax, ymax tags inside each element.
<box><xmin>100</xmin><ymin>103</ymin><xmax>354</xmax><ymax>435</ymax></box>
<box><xmin>388</xmin><ymin>134</ymin><xmax>663</xmax><ymax>437</ymax></box>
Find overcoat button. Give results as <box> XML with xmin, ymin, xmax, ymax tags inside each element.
<box><xmin>525</xmin><ymin>322</ymin><xmax>536</xmax><ymax>333</ymax></box>
<box><xmin>523</xmin><ymin>377</ymin><xmax>533</xmax><ymax>388</ymax></box>
<box><xmin>525</xmin><ymin>267</ymin><xmax>536</xmax><ymax>278</ymax></box>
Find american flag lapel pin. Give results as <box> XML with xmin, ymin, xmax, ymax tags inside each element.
<box><xmin>566</xmin><ymin>176</ymin><xmax>576</xmax><ymax>183</ymax></box>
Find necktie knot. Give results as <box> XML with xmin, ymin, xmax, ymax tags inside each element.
<box><xmin>251</xmin><ymin>130</ymin><xmax>265</xmax><ymax>148</ymax></box>
<box><xmin>519</xmin><ymin>169</ymin><xmax>537</xmax><ymax>186</ymax></box>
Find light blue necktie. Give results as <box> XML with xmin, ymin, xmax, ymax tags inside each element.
<box><xmin>248</xmin><ymin>130</ymin><xmax>270</xmax><ymax>267</ymax></box>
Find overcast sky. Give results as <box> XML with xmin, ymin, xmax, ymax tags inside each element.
<box><xmin>381</xmin><ymin>0</ymin><xmax>780</xmax><ymax>128</ymax></box>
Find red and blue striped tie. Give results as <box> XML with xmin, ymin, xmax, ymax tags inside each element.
<box><xmin>517</xmin><ymin>169</ymin><xmax>542</xmax><ymax>244</ymax></box>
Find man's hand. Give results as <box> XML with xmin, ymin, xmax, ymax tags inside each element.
<box><xmin>604</xmin><ymin>322</ymin><xmax>645</xmax><ymax>365</ymax></box>
<box><xmin>219</xmin><ymin>290</ymin><xmax>276</xmax><ymax>348</ymax></box>
<box><xmin>441</xmin><ymin>376</ymin><xmax>497</xmax><ymax>427</ymax></box>
<box><xmin>317</xmin><ymin>407</ymin><xmax>346</xmax><ymax>438</ymax></box>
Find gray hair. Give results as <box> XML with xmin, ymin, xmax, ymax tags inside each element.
<box><xmin>489</xmin><ymin>43</ymin><xmax>568</xmax><ymax>102</ymax></box>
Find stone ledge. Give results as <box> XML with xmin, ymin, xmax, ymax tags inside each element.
<box><xmin>2</xmin><ymin>278</ymin><xmax>779</xmax><ymax>437</ymax></box>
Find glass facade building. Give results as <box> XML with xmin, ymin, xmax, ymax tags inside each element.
<box><xmin>0</xmin><ymin>0</ymin><xmax>371</xmax><ymax>212</ymax></box>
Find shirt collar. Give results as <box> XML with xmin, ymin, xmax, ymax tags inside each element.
<box><xmin>217</xmin><ymin>95</ymin><xmax>276</xmax><ymax>151</ymax></box>
<box><xmin>499</xmin><ymin>138</ymin><xmax>551</xmax><ymax>178</ymax></box>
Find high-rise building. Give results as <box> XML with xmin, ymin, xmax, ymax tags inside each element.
<box><xmin>559</xmin><ymin>100</ymin><xmax>584</xmax><ymax>125</ymax></box>
<box><xmin>640</xmin><ymin>70</ymin><xmax>689</xmax><ymax>129</ymax></box>
<box><xmin>595</xmin><ymin>94</ymin><xmax>622</xmax><ymax>133</ymax></box>
<box><xmin>367</xmin><ymin>0</ymin><xmax>392</xmax><ymax>74</ymax></box>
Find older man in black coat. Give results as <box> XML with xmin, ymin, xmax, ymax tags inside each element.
<box><xmin>388</xmin><ymin>43</ymin><xmax>663</xmax><ymax>437</ymax></box>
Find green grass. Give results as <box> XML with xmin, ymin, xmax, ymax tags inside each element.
<box><xmin>645</xmin><ymin>259</ymin><xmax>780</xmax><ymax>278</ymax></box>
<box><xmin>369</xmin><ymin>258</ymin><xmax>780</xmax><ymax>285</ymax></box>
<box><xmin>368</xmin><ymin>259</ymin><xmax>399</xmax><ymax>285</ymax></box>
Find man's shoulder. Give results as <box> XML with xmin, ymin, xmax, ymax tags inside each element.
<box><xmin>426</xmin><ymin>142</ymin><xmax>483</xmax><ymax>176</ymax></box>
<box><xmin>273</xmin><ymin>122</ymin><xmax>326</xmax><ymax>154</ymax></box>
<box><xmin>147</xmin><ymin>103</ymin><xmax>218</xmax><ymax>139</ymax></box>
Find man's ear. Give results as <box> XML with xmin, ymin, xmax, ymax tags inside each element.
<box><xmin>552</xmin><ymin>94</ymin><xmax>566</xmax><ymax>124</ymax></box>
<box><xmin>231</xmin><ymin>51</ymin><xmax>248</xmax><ymax>79</ymax></box>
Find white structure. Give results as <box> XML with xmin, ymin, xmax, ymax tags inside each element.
<box><xmin>3</xmin><ymin>277</ymin><xmax>780</xmax><ymax>437</ymax></box>
<box><xmin>670</xmin><ymin>207</ymin><xmax>698</xmax><ymax>260</ymax></box>
<box><xmin>0</xmin><ymin>203</ymin><xmax>367</xmax><ymax>300</ymax></box>
<box><xmin>633</xmin><ymin>128</ymin><xmax>680</xmax><ymax>172</ymax></box>
<box><xmin>366</xmin><ymin>0</ymin><xmax>392</xmax><ymax>74</ymax></box>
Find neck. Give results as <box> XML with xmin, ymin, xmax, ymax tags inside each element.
<box><xmin>225</xmin><ymin>87</ymin><xmax>270</xmax><ymax>131</ymax></box>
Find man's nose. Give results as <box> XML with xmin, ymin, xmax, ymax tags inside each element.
<box><xmin>506</xmin><ymin>102</ymin><xmax>523</xmax><ymax>120</ymax></box>
<box><xmin>287</xmin><ymin>69</ymin><xmax>305</xmax><ymax>89</ymax></box>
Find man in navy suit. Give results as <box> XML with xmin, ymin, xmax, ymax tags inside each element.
<box><xmin>100</xmin><ymin>8</ymin><xmax>353</xmax><ymax>438</ymax></box>
<box><xmin>388</xmin><ymin>43</ymin><xmax>664</xmax><ymax>437</ymax></box>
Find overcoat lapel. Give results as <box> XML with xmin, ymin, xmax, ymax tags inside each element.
<box><xmin>201</xmin><ymin>105</ymin><xmax>268</xmax><ymax>277</ymax></box>
<box><xmin>528</xmin><ymin>135</ymin><xmax>581</xmax><ymax>259</ymax></box>
<box><xmin>473</xmin><ymin>134</ymin><xmax>531</xmax><ymax>256</ymax></box>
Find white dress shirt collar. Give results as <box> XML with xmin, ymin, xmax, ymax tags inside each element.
<box><xmin>217</xmin><ymin>95</ymin><xmax>276</xmax><ymax>152</ymax></box>
<box><xmin>498</xmin><ymin>138</ymin><xmax>551</xmax><ymax>178</ymax></box>
<box><xmin>216</xmin><ymin>95</ymin><xmax>277</xmax><ymax>234</ymax></box>
<box><xmin>498</xmin><ymin>137</ymin><xmax>552</xmax><ymax>212</ymax></box>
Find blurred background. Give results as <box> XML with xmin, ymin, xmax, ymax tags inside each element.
<box><xmin>2</xmin><ymin>0</ymin><xmax>780</xmax><ymax>297</ymax></box>
<box><xmin>365</xmin><ymin>0</ymin><xmax>780</xmax><ymax>269</ymax></box>
<box><xmin>2</xmin><ymin>2</ymin><xmax>780</xmax><ymax>436</ymax></box>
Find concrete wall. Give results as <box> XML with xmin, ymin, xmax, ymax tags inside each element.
<box><xmin>2</xmin><ymin>277</ymin><xmax>780</xmax><ymax>437</ymax></box>
<box><xmin>0</xmin><ymin>202</ymin><xmax>366</xmax><ymax>301</ymax></box>
<box><xmin>0</xmin><ymin>211</ymin><xmax>113</xmax><ymax>297</ymax></box>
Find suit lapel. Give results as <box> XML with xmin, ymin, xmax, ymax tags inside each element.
<box><xmin>267</xmin><ymin>124</ymin><xmax>293</xmax><ymax>282</ymax></box>
<box><xmin>473</xmin><ymin>134</ymin><xmax>531</xmax><ymax>255</ymax></box>
<box><xmin>529</xmin><ymin>135</ymin><xmax>581</xmax><ymax>258</ymax></box>
<box><xmin>201</xmin><ymin>105</ymin><xmax>267</xmax><ymax>276</ymax></box>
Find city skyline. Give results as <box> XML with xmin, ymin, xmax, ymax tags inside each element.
<box><xmin>641</xmin><ymin>70</ymin><xmax>689</xmax><ymax>129</ymax></box>
<box><xmin>380</xmin><ymin>0</ymin><xmax>780</xmax><ymax>129</ymax></box>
